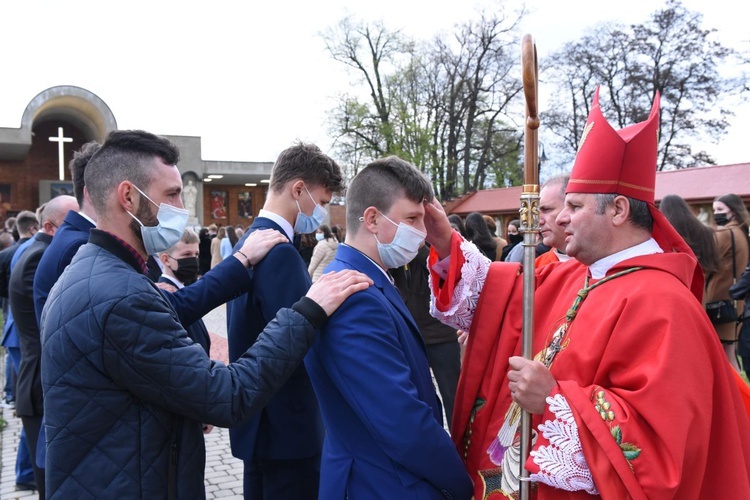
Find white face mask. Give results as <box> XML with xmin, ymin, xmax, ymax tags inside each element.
<box><xmin>373</xmin><ymin>211</ymin><xmax>426</xmax><ymax>269</ymax></box>
<box><xmin>294</xmin><ymin>186</ymin><xmax>327</xmax><ymax>234</ymax></box>
<box><xmin>315</xmin><ymin>233</ymin><xmax>325</xmax><ymax>241</ymax></box>
<box><xmin>126</xmin><ymin>184</ymin><xmax>189</xmax><ymax>255</ymax></box>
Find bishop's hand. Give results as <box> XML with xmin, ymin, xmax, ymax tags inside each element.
<box><xmin>507</xmin><ymin>356</ymin><xmax>556</xmax><ymax>414</ymax></box>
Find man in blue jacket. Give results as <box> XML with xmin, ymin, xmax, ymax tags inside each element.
<box><xmin>305</xmin><ymin>156</ymin><xmax>473</xmax><ymax>499</ymax></box>
<box><xmin>34</xmin><ymin>141</ymin><xmax>99</xmax><ymax>324</ymax></box>
<box><xmin>41</xmin><ymin>130</ymin><xmax>371</xmax><ymax>498</ymax></box>
<box><xmin>227</xmin><ymin>142</ymin><xmax>344</xmax><ymax>499</ymax></box>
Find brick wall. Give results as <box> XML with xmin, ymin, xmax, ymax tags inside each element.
<box><xmin>0</xmin><ymin>121</ymin><xmax>87</xmax><ymax>222</ymax></box>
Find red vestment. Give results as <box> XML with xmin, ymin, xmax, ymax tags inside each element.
<box><xmin>535</xmin><ymin>250</ymin><xmax>559</xmax><ymax>268</ymax></box>
<box><xmin>431</xmin><ymin>232</ymin><xmax>750</xmax><ymax>499</ymax></box>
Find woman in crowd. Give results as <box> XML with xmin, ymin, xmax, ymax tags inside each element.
<box><xmin>198</xmin><ymin>227</ymin><xmax>213</xmax><ymax>276</ymax></box>
<box><xmin>331</xmin><ymin>224</ymin><xmax>345</xmax><ymax>243</ymax></box>
<box><xmin>659</xmin><ymin>194</ymin><xmax>720</xmax><ymax>278</ymax></box>
<box><xmin>298</xmin><ymin>233</ymin><xmax>318</xmax><ymax>267</ymax></box>
<box><xmin>220</xmin><ymin>224</ymin><xmax>239</xmax><ymax>261</ymax></box>
<box><xmin>501</xmin><ymin>219</ymin><xmax>523</xmax><ymax>261</ymax></box>
<box><xmin>465</xmin><ymin>212</ymin><xmax>498</xmax><ymax>261</ymax></box>
<box><xmin>210</xmin><ymin>226</ymin><xmax>226</xmax><ymax>269</ymax></box>
<box><xmin>308</xmin><ymin>224</ymin><xmax>339</xmax><ymax>283</ymax></box>
<box><xmin>482</xmin><ymin>215</ymin><xmax>507</xmax><ymax>261</ymax></box>
<box><xmin>447</xmin><ymin>214</ymin><xmax>467</xmax><ymax>238</ymax></box>
<box><xmin>707</xmin><ymin>193</ymin><xmax>750</xmax><ymax>371</ymax></box>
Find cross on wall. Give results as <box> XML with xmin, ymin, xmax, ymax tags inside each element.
<box><xmin>49</xmin><ymin>126</ymin><xmax>73</xmax><ymax>181</ymax></box>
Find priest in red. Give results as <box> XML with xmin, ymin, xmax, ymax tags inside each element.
<box><xmin>425</xmin><ymin>87</ymin><xmax>750</xmax><ymax>499</ymax></box>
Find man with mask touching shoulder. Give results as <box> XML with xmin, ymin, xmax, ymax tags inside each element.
<box><xmin>226</xmin><ymin>141</ymin><xmax>345</xmax><ymax>499</ymax></box>
<box><xmin>41</xmin><ymin>130</ymin><xmax>372</xmax><ymax>499</ymax></box>
<box><xmin>304</xmin><ymin>156</ymin><xmax>473</xmax><ymax>499</ymax></box>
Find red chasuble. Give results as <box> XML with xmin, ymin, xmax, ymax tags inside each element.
<box><xmin>431</xmin><ymin>231</ymin><xmax>750</xmax><ymax>499</ymax></box>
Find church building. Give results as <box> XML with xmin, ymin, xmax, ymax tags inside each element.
<box><xmin>0</xmin><ymin>85</ymin><xmax>272</xmax><ymax>228</ymax></box>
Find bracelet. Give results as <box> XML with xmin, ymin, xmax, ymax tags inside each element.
<box><xmin>236</xmin><ymin>249</ymin><xmax>250</xmax><ymax>262</ymax></box>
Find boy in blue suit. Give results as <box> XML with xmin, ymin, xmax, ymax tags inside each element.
<box><xmin>305</xmin><ymin>156</ymin><xmax>473</xmax><ymax>499</ymax></box>
<box><xmin>226</xmin><ymin>142</ymin><xmax>345</xmax><ymax>499</ymax></box>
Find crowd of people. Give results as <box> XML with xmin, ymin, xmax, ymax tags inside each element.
<box><xmin>0</xmin><ymin>85</ymin><xmax>748</xmax><ymax>500</ymax></box>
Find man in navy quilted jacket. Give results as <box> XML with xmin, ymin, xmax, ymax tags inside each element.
<box><xmin>40</xmin><ymin>130</ymin><xmax>371</xmax><ymax>499</ymax></box>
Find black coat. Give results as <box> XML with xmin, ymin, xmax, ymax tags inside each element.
<box><xmin>42</xmin><ymin>229</ymin><xmax>323</xmax><ymax>498</ymax></box>
<box><xmin>10</xmin><ymin>232</ymin><xmax>52</xmax><ymax>417</ymax></box>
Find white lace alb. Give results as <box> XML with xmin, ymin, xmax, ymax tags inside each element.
<box><xmin>530</xmin><ymin>394</ymin><xmax>598</xmax><ymax>495</ymax></box>
<box><xmin>428</xmin><ymin>239</ymin><xmax>490</xmax><ymax>332</ymax></box>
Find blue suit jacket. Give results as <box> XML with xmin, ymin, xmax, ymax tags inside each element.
<box><xmin>226</xmin><ymin>217</ymin><xmax>323</xmax><ymax>461</ymax></box>
<box><xmin>34</xmin><ymin>211</ymin><xmax>95</xmax><ymax>325</ymax></box>
<box><xmin>157</xmin><ymin>276</ymin><xmax>211</xmax><ymax>355</ymax></box>
<box><xmin>1</xmin><ymin>236</ymin><xmax>36</xmax><ymax>348</ymax></box>
<box><xmin>305</xmin><ymin>245</ymin><xmax>473</xmax><ymax>499</ymax></box>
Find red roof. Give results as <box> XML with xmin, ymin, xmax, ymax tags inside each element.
<box><xmin>448</xmin><ymin>186</ymin><xmax>523</xmax><ymax>215</ymax></box>
<box><xmin>448</xmin><ymin>163</ymin><xmax>750</xmax><ymax>215</ymax></box>
<box><xmin>654</xmin><ymin>163</ymin><xmax>750</xmax><ymax>203</ymax></box>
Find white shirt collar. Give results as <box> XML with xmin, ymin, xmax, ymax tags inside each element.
<box><xmin>342</xmin><ymin>243</ymin><xmax>393</xmax><ymax>284</ymax></box>
<box><xmin>588</xmin><ymin>238</ymin><xmax>663</xmax><ymax>279</ymax></box>
<box><xmin>159</xmin><ymin>273</ymin><xmax>184</xmax><ymax>289</ymax></box>
<box><xmin>258</xmin><ymin>209</ymin><xmax>294</xmax><ymax>241</ymax></box>
<box><xmin>555</xmin><ymin>249</ymin><xmax>573</xmax><ymax>262</ymax></box>
<box><xmin>78</xmin><ymin>211</ymin><xmax>97</xmax><ymax>227</ymax></box>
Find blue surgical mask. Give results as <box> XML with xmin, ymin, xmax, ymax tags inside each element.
<box><xmin>315</xmin><ymin>233</ymin><xmax>325</xmax><ymax>241</ymax></box>
<box><xmin>294</xmin><ymin>186</ymin><xmax>327</xmax><ymax>234</ymax></box>
<box><xmin>127</xmin><ymin>184</ymin><xmax>189</xmax><ymax>255</ymax></box>
<box><xmin>374</xmin><ymin>211</ymin><xmax>426</xmax><ymax>269</ymax></box>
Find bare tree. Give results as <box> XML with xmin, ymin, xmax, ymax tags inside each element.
<box><xmin>322</xmin><ymin>8</ymin><xmax>526</xmax><ymax>198</ymax></box>
<box><xmin>543</xmin><ymin>0</ymin><xmax>742</xmax><ymax>170</ymax></box>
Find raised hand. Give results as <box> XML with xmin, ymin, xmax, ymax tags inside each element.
<box><xmin>423</xmin><ymin>198</ymin><xmax>454</xmax><ymax>259</ymax></box>
<box><xmin>306</xmin><ymin>270</ymin><xmax>373</xmax><ymax>316</ymax></box>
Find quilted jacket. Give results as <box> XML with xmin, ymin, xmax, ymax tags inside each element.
<box><xmin>41</xmin><ymin>230</ymin><xmax>324</xmax><ymax>499</ymax></box>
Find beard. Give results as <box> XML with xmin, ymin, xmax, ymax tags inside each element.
<box><xmin>129</xmin><ymin>198</ymin><xmax>159</xmax><ymax>244</ymax></box>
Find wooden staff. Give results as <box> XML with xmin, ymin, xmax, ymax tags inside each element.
<box><xmin>519</xmin><ymin>33</ymin><xmax>539</xmax><ymax>500</ymax></box>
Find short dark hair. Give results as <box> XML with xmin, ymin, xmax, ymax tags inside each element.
<box><xmin>270</xmin><ymin>142</ymin><xmax>344</xmax><ymax>194</ymax></box>
<box><xmin>16</xmin><ymin>210</ymin><xmax>39</xmax><ymax>236</ymax></box>
<box><xmin>69</xmin><ymin>141</ymin><xmax>101</xmax><ymax>207</ymax></box>
<box><xmin>346</xmin><ymin>156</ymin><xmax>434</xmax><ymax>233</ymax></box>
<box><xmin>84</xmin><ymin>130</ymin><xmax>180</xmax><ymax>215</ymax></box>
<box><xmin>595</xmin><ymin>194</ymin><xmax>653</xmax><ymax>232</ymax></box>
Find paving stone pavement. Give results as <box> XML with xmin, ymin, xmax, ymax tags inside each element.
<box><xmin>0</xmin><ymin>304</ymin><xmax>244</xmax><ymax>499</ymax></box>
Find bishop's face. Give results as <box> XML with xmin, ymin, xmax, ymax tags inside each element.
<box><xmin>557</xmin><ymin>193</ymin><xmax>615</xmax><ymax>265</ymax></box>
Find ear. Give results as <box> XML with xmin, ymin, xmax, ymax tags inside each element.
<box><xmin>43</xmin><ymin>221</ymin><xmax>56</xmax><ymax>234</ymax></box>
<box><xmin>611</xmin><ymin>195</ymin><xmax>630</xmax><ymax>227</ymax></box>
<box><xmin>361</xmin><ymin>206</ymin><xmax>380</xmax><ymax>234</ymax></box>
<box><xmin>158</xmin><ymin>252</ymin><xmax>170</xmax><ymax>267</ymax></box>
<box><xmin>290</xmin><ymin>180</ymin><xmax>305</xmax><ymax>200</ymax></box>
<box><xmin>117</xmin><ymin>181</ymin><xmax>137</xmax><ymax>213</ymax></box>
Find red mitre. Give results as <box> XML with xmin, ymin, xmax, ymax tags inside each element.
<box><xmin>566</xmin><ymin>86</ymin><xmax>660</xmax><ymax>203</ymax></box>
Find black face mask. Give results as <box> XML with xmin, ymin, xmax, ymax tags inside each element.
<box><xmin>714</xmin><ymin>213</ymin><xmax>730</xmax><ymax>227</ymax></box>
<box><xmin>170</xmin><ymin>256</ymin><xmax>199</xmax><ymax>285</ymax></box>
<box><xmin>508</xmin><ymin>233</ymin><xmax>523</xmax><ymax>245</ymax></box>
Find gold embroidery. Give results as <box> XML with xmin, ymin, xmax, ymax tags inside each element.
<box><xmin>593</xmin><ymin>388</ymin><xmax>642</xmax><ymax>469</ymax></box>
<box><xmin>578</xmin><ymin>121</ymin><xmax>594</xmax><ymax>151</ymax></box>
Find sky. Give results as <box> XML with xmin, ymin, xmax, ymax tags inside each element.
<box><xmin>1</xmin><ymin>0</ymin><xmax>747</xmax><ymax>167</ymax></box>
